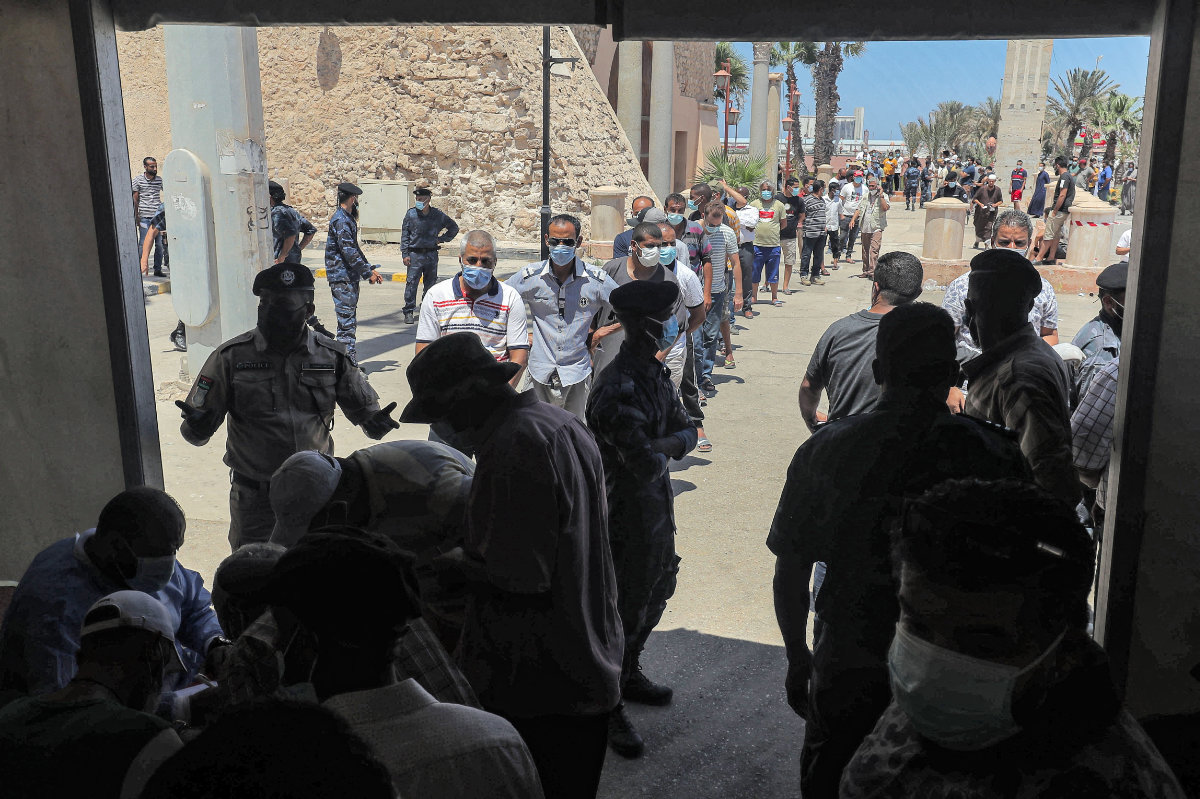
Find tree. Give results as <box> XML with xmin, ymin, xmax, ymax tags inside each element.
<box><xmin>976</xmin><ymin>96</ymin><xmax>1001</xmax><ymax>140</ymax></box>
<box><xmin>934</xmin><ymin>100</ymin><xmax>977</xmax><ymax>153</ymax></box>
<box><xmin>770</xmin><ymin>41</ymin><xmax>817</xmax><ymax>179</ymax></box>
<box><xmin>714</xmin><ymin>41</ymin><xmax>750</xmax><ymax>108</ymax></box>
<box><xmin>771</xmin><ymin>41</ymin><xmax>865</xmax><ymax>166</ymax></box>
<box><xmin>900</xmin><ymin>121</ymin><xmax>923</xmax><ymax>158</ymax></box>
<box><xmin>1048</xmin><ymin>67</ymin><xmax>1118</xmax><ymax>158</ymax></box>
<box><xmin>1089</xmin><ymin>92</ymin><xmax>1142</xmax><ymax>165</ymax></box>
<box><xmin>694</xmin><ymin>147</ymin><xmax>768</xmax><ymax>189</ymax></box>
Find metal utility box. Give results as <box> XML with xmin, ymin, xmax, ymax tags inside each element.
<box><xmin>358</xmin><ymin>179</ymin><xmax>413</xmax><ymax>243</ymax></box>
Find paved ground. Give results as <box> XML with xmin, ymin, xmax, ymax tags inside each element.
<box><xmin>141</xmin><ymin>208</ymin><xmax>1110</xmax><ymax>798</ymax></box>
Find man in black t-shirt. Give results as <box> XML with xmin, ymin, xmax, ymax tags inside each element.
<box><xmin>778</xmin><ymin>177</ymin><xmax>803</xmax><ymax>294</ymax></box>
<box><xmin>1035</xmin><ymin>156</ymin><xmax>1075</xmax><ymax>265</ymax></box>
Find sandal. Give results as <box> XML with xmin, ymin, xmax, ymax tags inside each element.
<box><xmin>697</xmin><ymin>437</ymin><xmax>712</xmax><ymax>453</ymax></box>
<box><xmin>723</xmin><ymin>357</ymin><xmax>736</xmax><ymax>369</ymax></box>
<box><xmin>743</xmin><ymin>309</ymin><xmax>754</xmax><ymax>319</ymax></box>
<box><xmin>772</xmin><ymin>299</ymin><xmax>784</xmax><ymax>307</ymax></box>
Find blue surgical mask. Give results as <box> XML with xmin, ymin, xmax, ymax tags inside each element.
<box><xmin>854</xmin><ymin>177</ymin><xmax>863</xmax><ymax>185</ymax></box>
<box><xmin>888</xmin><ymin>623</ymin><xmax>1065</xmax><ymax>751</ymax></box>
<box><xmin>948</xmin><ymin>181</ymin><xmax>958</xmax><ymax>187</ymax></box>
<box><xmin>461</xmin><ymin>265</ymin><xmax>492</xmax><ymax>290</ymax></box>
<box><xmin>704</xmin><ymin>223</ymin><xmax>720</xmax><ymax>234</ymax></box>
<box><xmin>666</xmin><ymin>212</ymin><xmax>685</xmax><ymax>226</ymax></box>
<box><xmin>648</xmin><ymin>315</ymin><xmax>682</xmax><ymax>351</ymax></box>
<box><xmin>415</xmin><ymin>201</ymin><xmax>427</xmax><ymax>211</ymax></box>
<box><xmin>686</xmin><ymin>199</ymin><xmax>698</xmax><ymax>211</ymax></box>
<box><xmin>761</xmin><ymin>190</ymin><xmax>773</xmax><ymax>201</ymax></box>
<box><xmin>127</xmin><ymin>554</ymin><xmax>176</xmax><ymax>594</ymax></box>
<box><xmin>658</xmin><ymin>245</ymin><xmax>677</xmax><ymax>265</ymax></box>
<box><xmin>549</xmin><ymin>245</ymin><xmax>576</xmax><ymax>267</ymax></box>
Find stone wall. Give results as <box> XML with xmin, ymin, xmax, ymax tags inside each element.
<box><xmin>116</xmin><ymin>25</ymin><xmax>653</xmax><ymax>241</ymax></box>
<box><xmin>569</xmin><ymin>24</ymin><xmax>603</xmax><ymax>66</ymax></box>
<box><xmin>675</xmin><ymin>41</ymin><xmax>716</xmax><ymax>105</ymax></box>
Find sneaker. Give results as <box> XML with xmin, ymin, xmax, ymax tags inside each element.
<box><xmin>810</xmin><ymin>278</ymin><xmax>826</xmax><ymax>286</ymax></box>
<box><xmin>800</xmin><ymin>277</ymin><xmax>810</xmax><ymax>286</ymax></box>
<box><xmin>608</xmin><ymin>704</ymin><xmax>645</xmax><ymax>759</ymax></box>
<box><xmin>625</xmin><ymin>668</ymin><xmax>674</xmax><ymax>706</ymax></box>
<box><xmin>403</xmin><ymin>311</ymin><xmax>415</xmax><ymax>325</ymax></box>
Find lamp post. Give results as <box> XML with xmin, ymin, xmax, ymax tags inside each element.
<box><xmin>540</xmin><ymin>26</ymin><xmax>579</xmax><ymax>260</ymax></box>
<box><xmin>729</xmin><ymin>106</ymin><xmax>741</xmax><ymax>153</ymax></box>
<box><xmin>789</xmin><ymin>86</ymin><xmax>802</xmax><ymax>175</ymax></box>
<box><xmin>714</xmin><ymin>63</ymin><xmax>732</xmax><ymax>156</ymax></box>
<box><xmin>782</xmin><ymin>112</ymin><xmax>795</xmax><ymax>179</ymax></box>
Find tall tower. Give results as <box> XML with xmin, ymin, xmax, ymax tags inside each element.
<box><xmin>994</xmin><ymin>40</ymin><xmax>1054</xmax><ymax>196</ymax></box>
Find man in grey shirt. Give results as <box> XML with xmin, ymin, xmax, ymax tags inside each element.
<box><xmin>132</xmin><ymin>156</ymin><xmax>166</xmax><ymax>276</ymax></box>
<box><xmin>798</xmin><ymin>252</ymin><xmax>923</xmax><ymax>432</ymax></box>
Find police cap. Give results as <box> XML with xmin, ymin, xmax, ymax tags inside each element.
<box><xmin>337</xmin><ymin>182</ymin><xmax>363</xmax><ymax>196</ymax></box>
<box><xmin>253</xmin><ymin>263</ymin><xmax>316</xmax><ymax>295</ymax></box>
<box><xmin>969</xmin><ymin>247</ymin><xmax>1041</xmax><ymax>299</ymax></box>
<box><xmin>268</xmin><ymin>180</ymin><xmax>285</xmax><ymax>199</ymax></box>
<box><xmin>413</xmin><ymin>186</ymin><xmax>432</xmax><ymax>197</ymax></box>
<box><xmin>609</xmin><ymin>280</ymin><xmax>679</xmax><ymax>318</ymax></box>
<box><xmin>1096</xmin><ymin>262</ymin><xmax>1128</xmax><ymax>292</ymax></box>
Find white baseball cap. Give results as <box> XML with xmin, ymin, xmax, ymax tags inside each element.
<box><xmin>269</xmin><ymin>451</ymin><xmax>343</xmax><ymax>547</ymax></box>
<box><xmin>81</xmin><ymin>591</ymin><xmax>184</xmax><ymax>671</ymax></box>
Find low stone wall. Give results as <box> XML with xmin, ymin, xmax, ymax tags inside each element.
<box><xmin>921</xmin><ymin>259</ymin><xmax>1104</xmax><ymax>294</ymax></box>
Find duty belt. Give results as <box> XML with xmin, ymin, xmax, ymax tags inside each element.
<box><xmin>231</xmin><ymin>471</ymin><xmax>271</xmax><ymax>493</ymax></box>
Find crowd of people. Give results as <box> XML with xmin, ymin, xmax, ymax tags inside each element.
<box><xmin>0</xmin><ymin>152</ymin><xmax>1176</xmax><ymax>799</ymax></box>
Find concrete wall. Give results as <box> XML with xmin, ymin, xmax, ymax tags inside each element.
<box><xmin>0</xmin><ymin>0</ymin><xmax>146</xmax><ymax>578</ymax></box>
<box><xmin>117</xmin><ymin>25</ymin><xmax>654</xmax><ymax>240</ymax></box>
<box><xmin>994</xmin><ymin>40</ymin><xmax>1053</xmax><ymax>195</ymax></box>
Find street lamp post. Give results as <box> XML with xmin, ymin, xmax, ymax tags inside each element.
<box><xmin>729</xmin><ymin>106</ymin><xmax>741</xmax><ymax>153</ymax></box>
<box><xmin>540</xmin><ymin>27</ymin><xmax>579</xmax><ymax>260</ymax></box>
<box><xmin>714</xmin><ymin>63</ymin><xmax>732</xmax><ymax>156</ymax></box>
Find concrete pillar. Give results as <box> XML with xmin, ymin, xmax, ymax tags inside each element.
<box><xmin>615</xmin><ymin>39</ymin><xmax>643</xmax><ymax>163</ymax></box>
<box><xmin>1</xmin><ymin>0</ymin><xmax>163</xmax><ymax>577</ymax></box>
<box><xmin>994</xmin><ymin>40</ymin><xmax>1054</xmax><ymax>203</ymax></box>
<box><xmin>648</xmin><ymin>40</ymin><xmax>675</xmax><ymax>202</ymax></box>
<box><xmin>1061</xmin><ymin>192</ymin><xmax>1119</xmax><ymax>269</ymax></box>
<box><xmin>588</xmin><ymin>185</ymin><xmax>627</xmax><ymax>260</ymax></box>
<box><xmin>748</xmin><ymin>42</ymin><xmax>770</xmax><ymax>160</ymax></box>
<box><xmin>164</xmin><ymin>26</ymin><xmax>272</xmax><ymax>374</ymax></box>
<box><xmin>766</xmin><ymin>73</ymin><xmax>783</xmax><ymax>186</ymax></box>
<box><xmin>921</xmin><ymin>198</ymin><xmax>968</xmax><ymax>261</ymax></box>
<box><xmin>817</xmin><ymin>163</ymin><xmax>835</xmax><ymax>185</ymax></box>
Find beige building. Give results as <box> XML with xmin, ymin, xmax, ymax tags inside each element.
<box><xmin>117</xmin><ymin>25</ymin><xmax>715</xmax><ymax>241</ymax></box>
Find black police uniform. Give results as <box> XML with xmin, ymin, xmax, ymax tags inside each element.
<box><xmin>178</xmin><ymin>264</ymin><xmax>384</xmax><ymax>549</ymax></box>
<box><xmin>768</xmin><ymin>400</ymin><xmax>1032</xmax><ymax>798</ymax></box>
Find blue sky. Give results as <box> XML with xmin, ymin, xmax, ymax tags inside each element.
<box><xmin>731</xmin><ymin>38</ymin><xmax>1152</xmax><ymax>140</ymax></box>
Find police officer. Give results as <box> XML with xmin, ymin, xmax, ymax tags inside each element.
<box><xmin>270</xmin><ymin>180</ymin><xmax>334</xmax><ymax>339</ymax></box>
<box><xmin>585</xmin><ymin>280</ymin><xmax>698</xmax><ymax>760</ymax></box>
<box><xmin>1071</xmin><ymin>261</ymin><xmax>1126</xmax><ymax>400</ymax></box>
<box><xmin>324</xmin><ymin>182</ymin><xmax>384</xmax><ymax>362</ymax></box>
<box><xmin>175</xmin><ymin>263</ymin><xmax>400</xmax><ymax>550</ymax></box>
<box><xmin>401</xmin><ymin>185</ymin><xmax>460</xmax><ymax>325</ymax></box>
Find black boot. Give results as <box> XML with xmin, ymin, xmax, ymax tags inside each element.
<box><xmin>169</xmin><ymin>322</ymin><xmax>186</xmax><ymax>352</ymax></box>
<box><xmin>607</xmin><ymin>703</ymin><xmax>644</xmax><ymax>759</ymax></box>
<box><xmin>624</xmin><ymin>660</ymin><xmax>673</xmax><ymax>706</ymax></box>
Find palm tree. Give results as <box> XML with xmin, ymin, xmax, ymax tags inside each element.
<box><xmin>714</xmin><ymin>42</ymin><xmax>750</xmax><ymax>103</ymax></box>
<box><xmin>694</xmin><ymin>146</ymin><xmax>768</xmax><ymax>189</ymax></box>
<box><xmin>771</xmin><ymin>41</ymin><xmax>816</xmax><ymax>179</ymax></box>
<box><xmin>1048</xmin><ymin>67</ymin><xmax>1118</xmax><ymax>158</ymax></box>
<box><xmin>1089</xmin><ymin>92</ymin><xmax>1142</xmax><ymax>165</ymax></box>
<box><xmin>810</xmin><ymin>42</ymin><xmax>866</xmax><ymax>165</ymax></box>
<box><xmin>900</xmin><ymin>121</ymin><xmax>923</xmax><ymax>158</ymax></box>
<box><xmin>976</xmin><ymin>96</ymin><xmax>1001</xmax><ymax>140</ymax></box>
<box><xmin>934</xmin><ymin>101</ymin><xmax>977</xmax><ymax>153</ymax></box>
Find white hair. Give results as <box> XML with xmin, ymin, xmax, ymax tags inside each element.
<box><xmin>460</xmin><ymin>230</ymin><xmax>496</xmax><ymax>257</ymax></box>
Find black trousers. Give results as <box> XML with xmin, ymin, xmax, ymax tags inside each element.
<box><xmin>680</xmin><ymin>334</ymin><xmax>704</xmax><ymax>423</ymax></box>
<box><xmin>800</xmin><ymin>618</ymin><xmax>892</xmax><ymax>799</ymax></box>
<box><xmin>739</xmin><ymin>242</ymin><xmax>755</xmax><ymax>311</ymax></box>
<box><xmin>505</xmin><ymin>712</ymin><xmax>609</xmax><ymax>799</ymax></box>
<box><xmin>609</xmin><ymin>521</ymin><xmax>680</xmax><ymax>686</ymax></box>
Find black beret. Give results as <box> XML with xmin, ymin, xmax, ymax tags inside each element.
<box><xmin>969</xmin><ymin>248</ymin><xmax>1041</xmax><ymax>297</ymax></box>
<box><xmin>268</xmin><ymin>180</ymin><xmax>284</xmax><ymax>196</ymax></box>
<box><xmin>413</xmin><ymin>187</ymin><xmax>432</xmax><ymax>197</ymax></box>
<box><xmin>252</xmin><ymin>263</ymin><xmax>316</xmax><ymax>295</ymax></box>
<box><xmin>401</xmin><ymin>333</ymin><xmax>520</xmax><ymax>423</ymax></box>
<box><xmin>337</xmin><ymin>181</ymin><xmax>362</xmax><ymax>196</ymax></box>
<box><xmin>1096</xmin><ymin>262</ymin><xmax>1128</xmax><ymax>291</ymax></box>
<box><xmin>609</xmin><ymin>280</ymin><xmax>679</xmax><ymax>317</ymax></box>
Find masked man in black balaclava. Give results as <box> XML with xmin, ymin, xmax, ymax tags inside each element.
<box><xmin>177</xmin><ymin>262</ymin><xmax>399</xmax><ymax>550</ymax></box>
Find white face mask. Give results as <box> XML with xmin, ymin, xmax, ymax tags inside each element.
<box><xmin>128</xmin><ymin>554</ymin><xmax>176</xmax><ymax>593</ymax></box>
<box><xmin>635</xmin><ymin>244</ymin><xmax>661</xmax><ymax>268</ymax></box>
<box><xmin>888</xmin><ymin>623</ymin><xmax>1065</xmax><ymax>751</ymax></box>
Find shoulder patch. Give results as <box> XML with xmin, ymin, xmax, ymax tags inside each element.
<box><xmin>193</xmin><ymin>375</ymin><xmax>213</xmax><ymax>407</ymax></box>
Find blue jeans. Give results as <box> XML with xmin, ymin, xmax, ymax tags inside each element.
<box><xmin>403</xmin><ymin>250</ymin><xmax>440</xmax><ymax>313</ymax></box>
<box><xmin>138</xmin><ymin>217</ymin><xmax>164</xmax><ymax>271</ymax></box>
<box><xmin>699</xmin><ymin>287</ymin><xmax>728</xmax><ymax>384</ymax></box>
<box><xmin>752</xmin><ymin>246</ymin><xmax>781</xmax><ymax>284</ymax></box>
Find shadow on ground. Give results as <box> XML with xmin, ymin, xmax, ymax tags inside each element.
<box><xmin>598</xmin><ymin>628</ymin><xmax>804</xmax><ymax>799</ymax></box>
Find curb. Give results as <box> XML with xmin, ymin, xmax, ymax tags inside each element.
<box><xmin>143</xmin><ymin>279</ymin><xmax>171</xmax><ymax>296</ymax></box>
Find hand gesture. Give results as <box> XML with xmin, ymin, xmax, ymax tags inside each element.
<box><xmin>368</xmin><ymin>268</ymin><xmax>384</xmax><ymax>285</ymax></box>
<box><xmin>175</xmin><ymin>400</ymin><xmax>216</xmax><ymax>431</ymax></box>
<box><xmin>361</xmin><ymin>401</ymin><xmax>399</xmax><ymax>440</ymax></box>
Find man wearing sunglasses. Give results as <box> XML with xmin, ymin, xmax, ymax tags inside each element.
<box><xmin>506</xmin><ymin>214</ymin><xmax>620</xmax><ymax>418</ymax></box>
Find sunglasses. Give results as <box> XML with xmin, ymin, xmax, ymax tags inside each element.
<box><xmin>462</xmin><ymin>256</ymin><xmax>496</xmax><ymax>267</ymax></box>
<box><xmin>547</xmin><ymin>237</ymin><xmax>578</xmax><ymax>247</ymax></box>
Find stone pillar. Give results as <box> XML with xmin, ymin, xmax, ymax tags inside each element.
<box><xmin>1062</xmin><ymin>191</ymin><xmax>1119</xmax><ymax>269</ymax></box>
<box><xmin>588</xmin><ymin>185</ymin><xmax>626</xmax><ymax>260</ymax></box>
<box><xmin>817</xmin><ymin>163</ymin><xmax>834</xmax><ymax>184</ymax></box>
<box><xmin>994</xmin><ymin>40</ymin><xmax>1054</xmax><ymax>200</ymax></box>
<box><xmin>647</xmin><ymin>40</ymin><xmax>675</xmax><ymax>202</ymax></box>
<box><xmin>921</xmin><ymin>198</ymin><xmax>968</xmax><ymax>261</ymax></box>
<box><xmin>748</xmin><ymin>42</ymin><xmax>770</xmax><ymax>160</ymax></box>
<box><xmin>766</xmin><ymin>73</ymin><xmax>783</xmax><ymax>187</ymax></box>
<box><xmin>615</xmin><ymin>39</ymin><xmax>643</xmax><ymax>163</ymax></box>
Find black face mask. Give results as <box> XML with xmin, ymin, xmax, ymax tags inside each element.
<box><xmin>350</xmin><ymin>201</ymin><xmax>359</xmax><ymax>220</ymax></box>
<box><xmin>1099</xmin><ymin>298</ymin><xmax>1124</xmax><ymax>338</ymax></box>
<box><xmin>258</xmin><ymin>300</ymin><xmax>309</xmax><ymax>350</ymax></box>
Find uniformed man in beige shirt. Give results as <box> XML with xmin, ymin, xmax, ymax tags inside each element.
<box><xmin>176</xmin><ymin>263</ymin><xmax>399</xmax><ymax>549</ymax></box>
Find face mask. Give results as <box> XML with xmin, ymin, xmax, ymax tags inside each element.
<box><xmin>647</xmin><ymin>315</ymin><xmax>682</xmax><ymax>351</ymax></box>
<box><xmin>258</xmin><ymin>301</ymin><xmax>309</xmax><ymax>349</ymax></box>
<box><xmin>635</xmin><ymin>244</ymin><xmax>661</xmax><ymax>268</ymax></box>
<box><xmin>549</xmin><ymin>244</ymin><xmax>576</xmax><ymax>267</ymax></box>
<box><xmin>461</xmin><ymin>265</ymin><xmax>492</xmax><ymax>290</ymax></box>
<box><xmin>666</xmin><ymin>212</ymin><xmax>685</xmax><ymax>226</ymax></box>
<box><xmin>415</xmin><ymin>201</ymin><xmax>427</xmax><ymax>211</ymax></box>
<box><xmin>127</xmin><ymin>554</ymin><xmax>176</xmax><ymax>593</ymax></box>
<box><xmin>350</xmin><ymin>202</ymin><xmax>359</xmax><ymax>220</ymax></box>
<box><xmin>658</xmin><ymin>245</ymin><xmax>677</xmax><ymax>266</ymax></box>
<box><xmin>948</xmin><ymin>181</ymin><xmax>958</xmax><ymax>187</ymax></box>
<box><xmin>889</xmin><ymin>623</ymin><xmax>1064</xmax><ymax>751</ymax></box>
<box><xmin>704</xmin><ymin>223</ymin><xmax>720</xmax><ymax>234</ymax></box>
<box><xmin>760</xmin><ymin>191</ymin><xmax>773</xmax><ymax>201</ymax></box>
<box><xmin>686</xmin><ymin>199</ymin><xmax>698</xmax><ymax>211</ymax></box>
<box><xmin>854</xmin><ymin>177</ymin><xmax>863</xmax><ymax>185</ymax></box>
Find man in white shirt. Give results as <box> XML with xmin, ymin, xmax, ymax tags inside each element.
<box><xmin>1115</xmin><ymin>228</ymin><xmax>1132</xmax><ymax>262</ymax></box>
<box><xmin>839</xmin><ymin>172</ymin><xmax>868</xmax><ymax>266</ymax></box>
